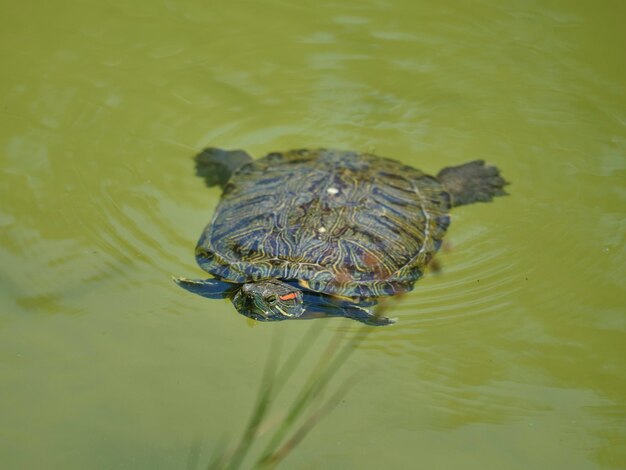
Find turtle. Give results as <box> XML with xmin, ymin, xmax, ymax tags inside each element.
<box><xmin>175</xmin><ymin>148</ymin><xmax>507</xmax><ymax>325</ymax></box>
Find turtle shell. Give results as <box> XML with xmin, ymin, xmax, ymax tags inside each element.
<box><xmin>195</xmin><ymin>149</ymin><xmax>451</xmax><ymax>298</ymax></box>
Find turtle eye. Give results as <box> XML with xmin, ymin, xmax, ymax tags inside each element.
<box><xmin>265</xmin><ymin>295</ymin><xmax>277</xmax><ymax>305</ymax></box>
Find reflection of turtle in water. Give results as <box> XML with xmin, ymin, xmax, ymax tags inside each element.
<box><xmin>176</xmin><ymin>148</ymin><xmax>507</xmax><ymax>325</ymax></box>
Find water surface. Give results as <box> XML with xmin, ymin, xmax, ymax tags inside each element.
<box><xmin>1</xmin><ymin>1</ymin><xmax>624</xmax><ymax>468</ymax></box>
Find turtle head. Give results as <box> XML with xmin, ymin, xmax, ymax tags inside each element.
<box><xmin>232</xmin><ymin>280</ymin><xmax>304</xmax><ymax>321</ymax></box>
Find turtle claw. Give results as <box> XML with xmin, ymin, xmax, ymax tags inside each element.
<box><xmin>364</xmin><ymin>314</ymin><xmax>396</xmax><ymax>326</ymax></box>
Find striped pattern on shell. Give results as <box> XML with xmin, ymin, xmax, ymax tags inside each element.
<box><xmin>196</xmin><ymin>149</ymin><xmax>452</xmax><ymax>298</ymax></box>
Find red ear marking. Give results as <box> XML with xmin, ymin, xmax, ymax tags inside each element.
<box><xmin>279</xmin><ymin>292</ymin><xmax>298</xmax><ymax>301</ymax></box>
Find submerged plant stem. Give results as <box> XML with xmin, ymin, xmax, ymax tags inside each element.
<box><xmin>257</xmin><ymin>326</ymin><xmax>370</xmax><ymax>466</ymax></box>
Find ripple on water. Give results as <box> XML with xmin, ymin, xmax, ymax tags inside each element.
<box><xmin>398</xmin><ymin>233</ymin><xmax>520</xmax><ymax>320</ymax></box>
<box><xmin>355</xmin><ymin>213</ymin><xmax>525</xmax><ymax>357</ymax></box>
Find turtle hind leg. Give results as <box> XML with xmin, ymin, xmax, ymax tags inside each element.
<box><xmin>437</xmin><ymin>160</ymin><xmax>508</xmax><ymax>207</ymax></box>
<box><xmin>194</xmin><ymin>148</ymin><xmax>253</xmax><ymax>189</ymax></box>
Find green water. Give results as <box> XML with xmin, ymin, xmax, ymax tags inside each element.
<box><xmin>1</xmin><ymin>1</ymin><xmax>625</xmax><ymax>468</ymax></box>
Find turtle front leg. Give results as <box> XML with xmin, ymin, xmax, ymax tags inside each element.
<box><xmin>343</xmin><ymin>304</ymin><xmax>396</xmax><ymax>326</ymax></box>
<box><xmin>300</xmin><ymin>292</ymin><xmax>395</xmax><ymax>326</ymax></box>
<box><xmin>194</xmin><ymin>148</ymin><xmax>253</xmax><ymax>189</ymax></box>
<box><xmin>174</xmin><ymin>277</ymin><xmax>236</xmax><ymax>299</ymax></box>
